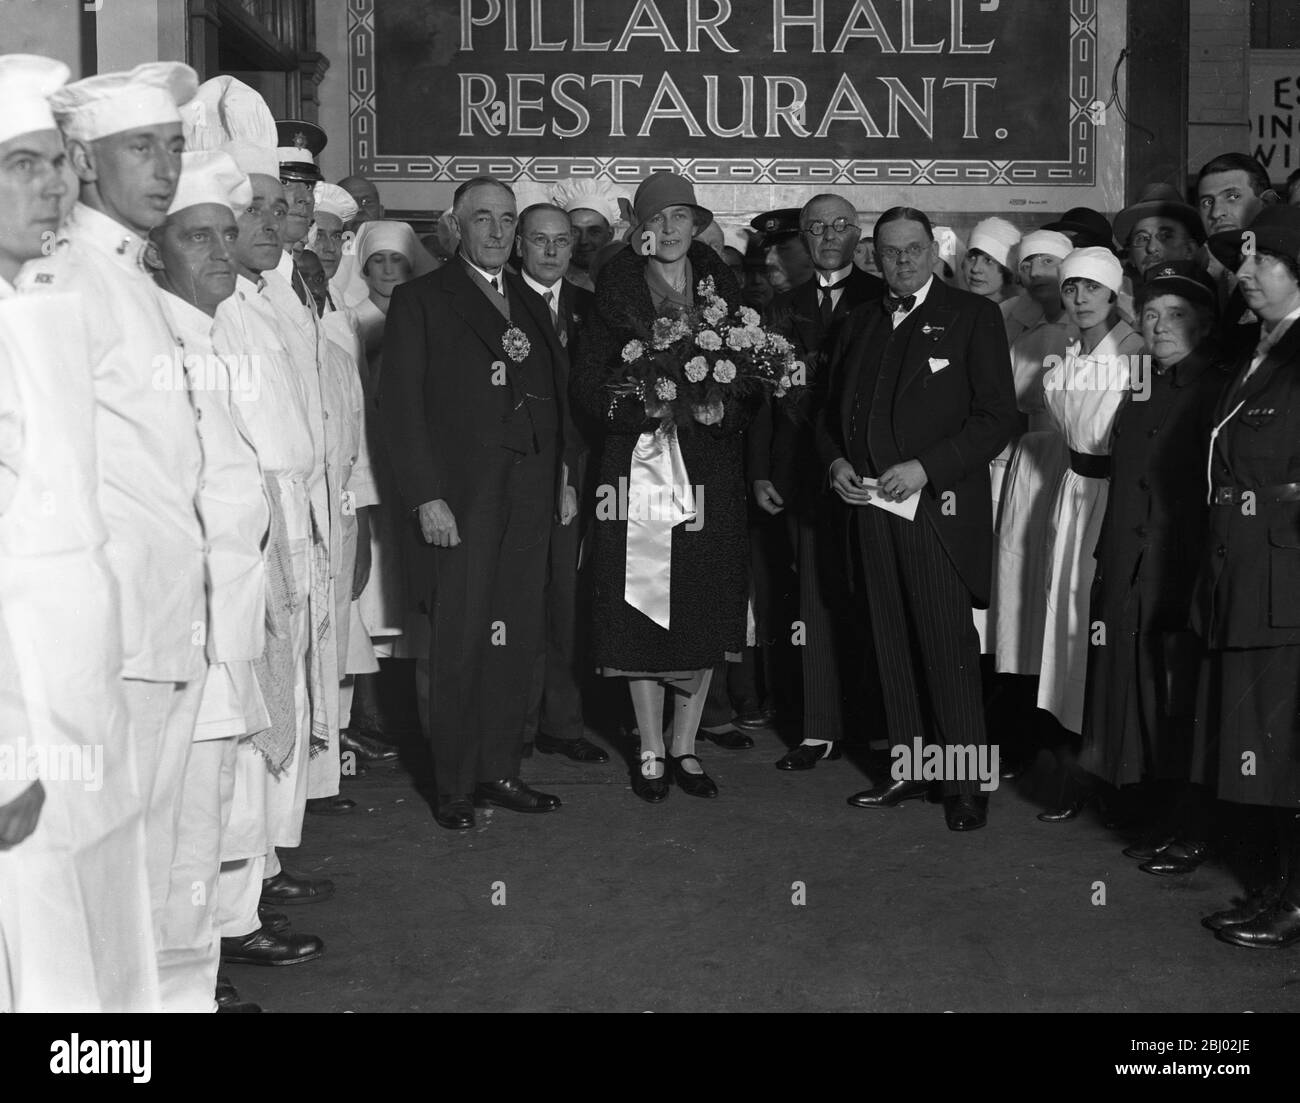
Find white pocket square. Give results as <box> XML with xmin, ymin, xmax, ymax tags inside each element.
<box><xmin>928</xmin><ymin>357</ymin><xmax>949</xmax><ymax>372</ymax></box>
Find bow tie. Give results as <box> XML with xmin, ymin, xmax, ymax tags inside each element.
<box><xmin>818</xmin><ymin>276</ymin><xmax>851</xmax><ymax>298</ymax></box>
<box><xmin>883</xmin><ymin>293</ymin><xmax>916</xmax><ymax>315</ymax></box>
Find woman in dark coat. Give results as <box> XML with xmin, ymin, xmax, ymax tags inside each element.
<box><xmin>570</xmin><ymin>172</ymin><xmax>754</xmax><ymax>802</ymax></box>
<box><xmin>1195</xmin><ymin>206</ymin><xmax>1300</xmax><ymax>949</ymax></box>
<box><xmin>1080</xmin><ymin>262</ymin><xmax>1228</xmax><ymax>871</ymax></box>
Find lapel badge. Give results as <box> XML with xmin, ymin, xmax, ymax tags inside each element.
<box><xmin>921</xmin><ymin>323</ymin><xmax>945</xmax><ymax>338</ymax></box>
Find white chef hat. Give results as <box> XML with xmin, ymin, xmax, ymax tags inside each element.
<box><xmin>313</xmin><ymin>182</ymin><xmax>357</xmax><ymax>223</ymax></box>
<box><xmin>181</xmin><ymin>75</ymin><xmax>279</xmax><ymax>178</ymax></box>
<box><xmin>354</xmin><ymin>219</ymin><xmax>421</xmax><ymax>268</ymax></box>
<box><xmin>1017</xmin><ymin>229</ymin><xmax>1073</xmax><ymax>265</ymax></box>
<box><xmin>51</xmin><ymin>61</ymin><xmax>196</xmax><ymax>143</ymax></box>
<box><xmin>551</xmin><ymin>178</ymin><xmax>623</xmax><ymax>226</ymax></box>
<box><xmin>966</xmin><ymin>217</ymin><xmax>1022</xmax><ymax>270</ymax></box>
<box><xmin>0</xmin><ymin>54</ymin><xmax>69</xmax><ymax>146</ymax></box>
<box><xmin>1059</xmin><ymin>245</ymin><xmax>1124</xmax><ymax>294</ymax></box>
<box><xmin>168</xmin><ymin>150</ymin><xmax>251</xmax><ymax>216</ymax></box>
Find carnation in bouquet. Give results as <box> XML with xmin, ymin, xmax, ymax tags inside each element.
<box><xmin>609</xmin><ymin>276</ymin><xmax>806</xmax><ymax>427</ymax></box>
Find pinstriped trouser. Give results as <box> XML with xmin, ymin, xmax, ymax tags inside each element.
<box><xmin>853</xmin><ymin>506</ymin><xmax>986</xmax><ymax>795</ymax></box>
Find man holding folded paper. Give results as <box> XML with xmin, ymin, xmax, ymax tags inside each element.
<box><xmin>816</xmin><ymin>207</ymin><xmax>1018</xmax><ymax>832</ymax></box>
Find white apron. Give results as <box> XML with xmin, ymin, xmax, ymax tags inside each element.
<box><xmin>1037</xmin><ymin>321</ymin><xmax>1145</xmax><ymax>732</ymax></box>
<box><xmin>990</xmin><ymin>312</ymin><xmax>1074</xmax><ymax>674</ymax></box>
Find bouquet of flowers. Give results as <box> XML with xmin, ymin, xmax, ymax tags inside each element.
<box><xmin>610</xmin><ymin>276</ymin><xmax>805</xmax><ymax>426</ymax></box>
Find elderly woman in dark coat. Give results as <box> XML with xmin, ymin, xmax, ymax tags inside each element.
<box><xmin>570</xmin><ymin>172</ymin><xmax>755</xmax><ymax>802</ymax></box>
<box><xmin>1195</xmin><ymin>206</ymin><xmax>1300</xmax><ymax>949</ymax></box>
<box><xmin>1080</xmin><ymin>262</ymin><xmax>1228</xmax><ymax>872</ymax></box>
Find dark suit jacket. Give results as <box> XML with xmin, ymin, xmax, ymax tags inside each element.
<box><xmin>815</xmin><ymin>277</ymin><xmax>1018</xmax><ymax>606</ymax></box>
<box><xmin>748</xmin><ymin>267</ymin><xmax>884</xmax><ymax>510</ymax></box>
<box><xmin>379</xmin><ymin>256</ymin><xmax>579</xmax><ymax>526</ymax></box>
<box><xmin>1194</xmin><ymin>320</ymin><xmax>1300</xmax><ymax>649</ymax></box>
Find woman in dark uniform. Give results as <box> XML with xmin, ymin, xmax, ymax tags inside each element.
<box><xmin>570</xmin><ymin>172</ymin><xmax>755</xmax><ymax>802</ymax></box>
<box><xmin>1197</xmin><ymin>206</ymin><xmax>1300</xmax><ymax>948</ymax></box>
<box><xmin>1080</xmin><ymin>262</ymin><xmax>1228</xmax><ymax>872</ymax></box>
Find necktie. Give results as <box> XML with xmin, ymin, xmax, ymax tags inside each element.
<box><xmin>491</xmin><ymin>275</ymin><xmax>502</xmax><ymax>296</ymax></box>
<box><xmin>883</xmin><ymin>292</ymin><xmax>916</xmax><ymax>316</ymax></box>
<box><xmin>819</xmin><ymin>276</ymin><xmax>851</xmax><ymax>327</ymax></box>
<box><xmin>544</xmin><ymin>288</ymin><xmax>560</xmax><ymax>332</ymax></box>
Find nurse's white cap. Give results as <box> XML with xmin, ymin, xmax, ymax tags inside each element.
<box><xmin>1059</xmin><ymin>245</ymin><xmax>1124</xmax><ymax>294</ymax></box>
<box><xmin>181</xmin><ymin>75</ymin><xmax>279</xmax><ymax>178</ymax></box>
<box><xmin>967</xmin><ymin>217</ymin><xmax>1022</xmax><ymax>270</ymax></box>
<box><xmin>51</xmin><ymin>61</ymin><xmax>196</xmax><ymax>143</ymax></box>
<box><xmin>168</xmin><ymin>150</ymin><xmax>251</xmax><ymax>217</ymax></box>
<box><xmin>0</xmin><ymin>54</ymin><xmax>70</xmax><ymax>146</ymax></box>
<box><xmin>1017</xmin><ymin>229</ymin><xmax>1074</xmax><ymax>264</ymax></box>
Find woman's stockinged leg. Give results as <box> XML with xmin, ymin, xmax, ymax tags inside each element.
<box><xmin>628</xmin><ymin>678</ymin><xmax>667</xmax><ymax>778</ymax></box>
<box><xmin>669</xmin><ymin>667</ymin><xmax>714</xmax><ymax>774</ymax></box>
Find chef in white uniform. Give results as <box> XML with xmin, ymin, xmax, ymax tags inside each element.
<box><xmin>0</xmin><ymin>53</ymin><xmax>158</xmax><ymax>1014</ymax></box>
<box><xmin>183</xmin><ymin>76</ymin><xmax>337</xmax><ymax>924</ymax></box>
<box><xmin>149</xmin><ymin>150</ymin><xmax>280</xmax><ymax>1009</ymax></box>
<box><xmin>19</xmin><ymin>61</ymin><xmax>209</xmax><ymax>963</ymax></box>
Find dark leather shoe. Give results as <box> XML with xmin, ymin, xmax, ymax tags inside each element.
<box><xmin>215</xmin><ymin>975</ymin><xmax>262</xmax><ymax>1013</ymax></box>
<box><xmin>1123</xmin><ymin>835</ymin><xmax>1177</xmax><ymax>862</ymax></box>
<box><xmin>1037</xmin><ymin>797</ymin><xmax>1089</xmax><ymax>823</ymax></box>
<box><xmin>944</xmin><ymin>793</ymin><xmax>988</xmax><ymax>832</ymax></box>
<box><xmin>535</xmin><ymin>731</ymin><xmax>610</xmax><ymax>763</ymax></box>
<box><xmin>775</xmin><ymin>742</ymin><xmax>841</xmax><ymax>771</ymax></box>
<box><xmin>669</xmin><ymin>754</ymin><xmax>718</xmax><ymax>798</ymax></box>
<box><xmin>1215</xmin><ymin>900</ymin><xmax>1300</xmax><ymax>949</ymax></box>
<box><xmin>257</xmin><ymin>904</ymin><xmax>290</xmax><ymax>933</ymax></box>
<box><xmin>434</xmin><ymin>795</ymin><xmax>474</xmax><ymax>830</ymax></box>
<box><xmin>847</xmin><ymin>778</ymin><xmax>928</xmax><ymax>808</ymax></box>
<box><xmin>699</xmin><ymin>727</ymin><xmax>755</xmax><ymax>750</ymax></box>
<box><xmin>341</xmin><ymin>728</ymin><xmax>398</xmax><ymax>762</ymax></box>
<box><xmin>220</xmin><ymin>926</ymin><xmax>324</xmax><ymax>966</ymax></box>
<box><xmin>1202</xmin><ymin>887</ymin><xmax>1282</xmax><ymax>932</ymax></box>
<box><xmin>260</xmin><ymin>870</ymin><xmax>334</xmax><ymax>907</ymax></box>
<box><xmin>998</xmin><ymin>758</ymin><xmax>1029</xmax><ymax>781</ymax></box>
<box><xmin>631</xmin><ymin>755</ymin><xmax>670</xmax><ymax>803</ymax></box>
<box><xmin>306</xmin><ymin>795</ymin><xmax>356</xmax><ymax>816</ymax></box>
<box><xmin>1139</xmin><ymin>840</ymin><xmax>1209</xmax><ymax>876</ymax></box>
<box><xmin>474</xmin><ymin>777</ymin><xmax>561</xmax><ymax>813</ymax></box>
<box><xmin>732</xmin><ymin>708</ymin><xmax>775</xmax><ymax>732</ymax></box>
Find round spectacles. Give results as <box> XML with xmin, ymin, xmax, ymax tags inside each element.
<box><xmin>804</xmin><ymin>217</ymin><xmax>859</xmax><ymax>237</ymax></box>
<box><xmin>523</xmin><ymin>234</ymin><xmax>572</xmax><ymax>250</ymax></box>
<box><xmin>877</xmin><ymin>242</ymin><xmax>929</xmax><ymax>263</ymax></box>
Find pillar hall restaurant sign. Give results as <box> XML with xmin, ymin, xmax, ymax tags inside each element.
<box><xmin>350</xmin><ymin>0</ymin><xmax>1101</xmax><ymax>188</ymax></box>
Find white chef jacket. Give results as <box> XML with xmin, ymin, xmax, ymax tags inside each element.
<box><xmin>0</xmin><ymin>287</ymin><xmax>158</xmax><ymax>1011</ymax></box>
<box><xmin>17</xmin><ymin>202</ymin><xmax>206</xmax><ymax>684</ymax></box>
<box><xmin>212</xmin><ymin>275</ymin><xmax>317</xmax><ymax>542</ymax></box>
<box><xmin>262</xmin><ymin>252</ymin><xmax>331</xmax><ymax>548</ymax></box>
<box><xmin>161</xmin><ymin>291</ymin><xmax>270</xmax><ymax>664</ymax></box>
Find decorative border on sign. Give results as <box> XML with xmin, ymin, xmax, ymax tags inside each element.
<box><xmin>348</xmin><ymin>0</ymin><xmax>1098</xmax><ymax>187</ymax></box>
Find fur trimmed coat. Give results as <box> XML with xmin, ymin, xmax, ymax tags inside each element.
<box><xmin>570</xmin><ymin>241</ymin><xmax>755</xmax><ymax>672</ymax></box>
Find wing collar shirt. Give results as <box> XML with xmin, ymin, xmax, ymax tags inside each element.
<box><xmin>817</xmin><ymin>263</ymin><xmax>855</xmax><ymax>314</ymax></box>
<box><xmin>161</xmin><ymin>290</ymin><xmax>270</xmax><ymax>664</ymax></box>
<box><xmin>17</xmin><ymin>202</ymin><xmax>206</xmax><ymax>683</ymax></box>
<box><xmin>888</xmin><ymin>274</ymin><xmax>933</xmax><ymax>329</ymax></box>
<box><xmin>212</xmin><ymin>274</ymin><xmax>317</xmax><ymax>542</ymax></box>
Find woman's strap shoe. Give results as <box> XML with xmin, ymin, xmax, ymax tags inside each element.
<box><xmin>669</xmin><ymin>754</ymin><xmax>718</xmax><ymax>798</ymax></box>
<box><xmin>632</xmin><ymin>755</ymin><xmax>670</xmax><ymax>803</ymax></box>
